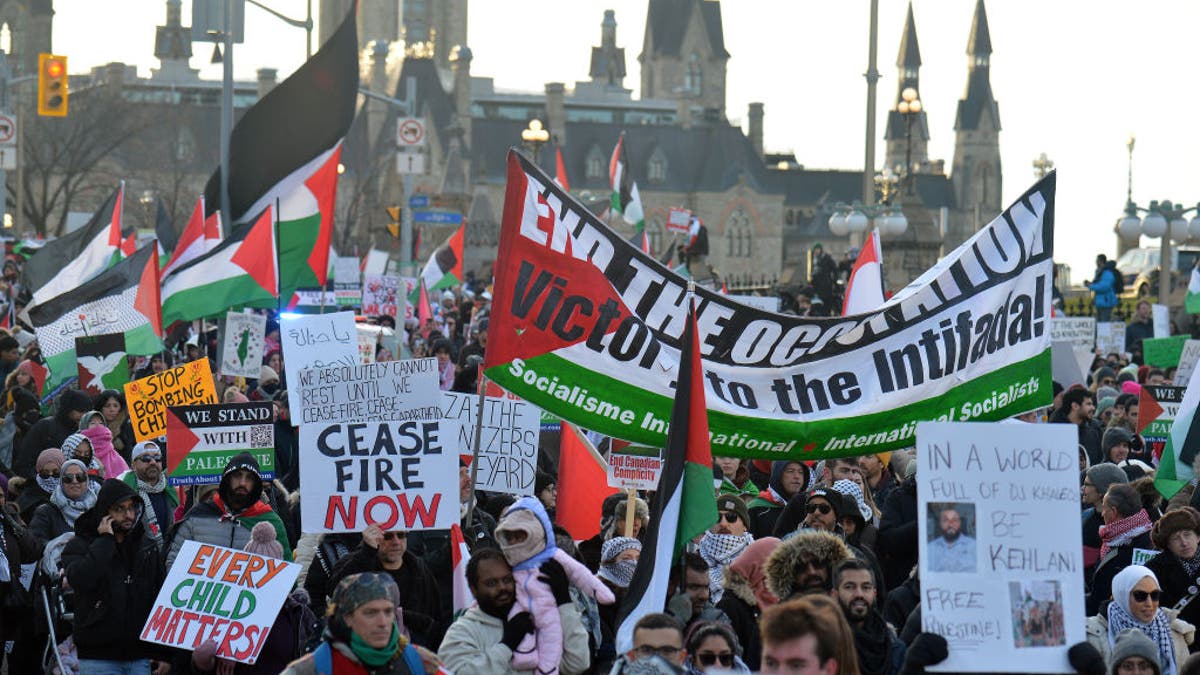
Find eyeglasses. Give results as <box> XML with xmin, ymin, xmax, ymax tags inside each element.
<box><xmin>61</xmin><ymin>474</ymin><xmax>88</xmax><ymax>484</ymax></box>
<box><xmin>38</xmin><ymin>470</ymin><xmax>59</xmax><ymax>479</ymax></box>
<box><xmin>1101</xmin><ymin>379</ymin><xmax>1115</xmax><ymax>386</ymax></box>
<box><xmin>135</xmin><ymin>454</ymin><xmax>161</xmax><ymax>463</ymax></box>
<box><xmin>697</xmin><ymin>652</ymin><xmax>734</xmax><ymax>667</ymax></box>
<box><xmin>635</xmin><ymin>645</ymin><xmax>681</xmax><ymax>660</ymax></box>
<box><xmin>382</xmin><ymin>532</ymin><xmax>408</xmax><ymax>541</ymax></box>
<box><xmin>805</xmin><ymin>502</ymin><xmax>832</xmax><ymax>515</ymax></box>
<box><xmin>719</xmin><ymin>512</ymin><xmax>740</xmax><ymax>524</ymax></box>
<box><xmin>1131</xmin><ymin>589</ymin><xmax>1161</xmax><ymax>603</ymax></box>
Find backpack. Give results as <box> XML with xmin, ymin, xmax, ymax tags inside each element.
<box><xmin>1109</xmin><ymin>264</ymin><xmax>1124</xmax><ymax>296</ymax></box>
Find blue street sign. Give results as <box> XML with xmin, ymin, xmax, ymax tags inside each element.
<box><xmin>409</xmin><ymin>194</ymin><xmax>430</xmax><ymax>208</ymax></box>
<box><xmin>413</xmin><ymin>210</ymin><xmax>463</xmax><ymax>226</ymax></box>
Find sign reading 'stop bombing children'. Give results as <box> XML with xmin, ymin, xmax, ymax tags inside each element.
<box><xmin>917</xmin><ymin>421</ymin><xmax>1083</xmax><ymax>673</ymax></box>
<box><xmin>298</xmin><ymin>419</ymin><xmax>461</xmax><ymax>534</ymax></box>
<box><xmin>125</xmin><ymin>360</ymin><xmax>219</xmax><ymax>441</ymax></box>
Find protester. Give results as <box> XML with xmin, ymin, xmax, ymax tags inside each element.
<box><xmin>714</xmin><ymin>456</ymin><xmax>759</xmax><ymax>501</ymax></box>
<box><xmin>717</xmin><ymin>537</ymin><xmax>780</xmax><ymax>672</ymax></box>
<box><xmin>1054</xmin><ymin>388</ymin><xmax>1105</xmax><ymax>466</ymax></box>
<box><xmin>698</xmin><ymin>494</ymin><xmax>755</xmax><ymax>602</ymax></box>
<box><xmin>684</xmin><ymin>621</ymin><xmax>751</xmax><ymax>674</ymax></box>
<box><xmin>667</xmin><ymin>552</ymin><xmax>719</xmax><ymax>633</ymax></box>
<box><xmin>610</xmin><ymin>613</ymin><xmax>688</xmax><ymax>673</ymax></box>
<box><xmin>1085</xmin><ymin>464</ymin><xmax>1131</xmax><ymax>574</ymax></box>
<box><xmin>17</xmin><ymin>447</ymin><xmax>63</xmax><ymax>523</ymax></box>
<box><xmin>0</xmin><ymin>387</ymin><xmax>40</xmax><ymax>475</ymax></box>
<box><xmin>94</xmin><ymin>389</ymin><xmax>136</xmax><ymax>464</ymax></box>
<box><xmin>1088</xmin><ymin>254</ymin><xmax>1120</xmax><ymax>322</ymax></box>
<box><xmin>830</xmin><ymin>558</ymin><xmax>904</xmax><ymax>675</ymax></box>
<box><xmin>120</xmin><ymin>439</ymin><xmax>176</xmax><ymax>551</ymax></box>
<box><xmin>859</xmin><ymin>453</ymin><xmax>896</xmax><ymax>504</ymax></box>
<box><xmin>759</xmin><ymin>595</ymin><xmax>859</xmax><ymax>675</ymax></box>
<box><xmin>63</xmin><ymin>478</ymin><xmax>167</xmax><ymax>673</ymax></box>
<box><xmin>1107</xmin><ymin>629</ymin><xmax>1164</xmax><ymax>675</ymax></box>
<box><xmin>81</xmin><ymin>422</ymin><xmax>129</xmax><ymax>479</ymax></box>
<box><xmin>1090</xmin><ymin>484</ymin><xmax>1157</xmax><ymax>616</ymax></box>
<box><xmin>1127</xmin><ymin>301</ymin><xmax>1155</xmax><ymax>360</ymax></box>
<box><xmin>765</xmin><ymin>530</ymin><xmax>854</xmax><ymax>601</ymax></box>
<box><xmin>598</xmin><ymin>536</ymin><xmax>642</xmax><ymax>592</ymax></box>
<box><xmin>1147</xmin><ymin>508</ymin><xmax>1200</xmax><ymax>632</ymax></box>
<box><xmin>876</xmin><ymin>462</ymin><xmax>919</xmax><ymax>591</ymax></box>
<box><xmin>748</xmin><ymin>460</ymin><xmax>811</xmax><ymax>539</ymax></box>
<box><xmin>1085</xmin><ymin>565</ymin><xmax>1191</xmax><ymax>672</ymax></box>
<box><xmin>29</xmin><ymin>458</ymin><xmax>95</xmax><ymax>548</ymax></box>
<box><xmin>16</xmin><ymin>389</ymin><xmax>90</xmax><ymax>479</ymax></box>
<box><xmin>832</xmin><ymin>479</ymin><xmax>879</xmax><ymax>552</ymax></box>
<box><xmin>535</xmin><ymin>471</ymin><xmax>557</xmax><ymax>521</ymax></box>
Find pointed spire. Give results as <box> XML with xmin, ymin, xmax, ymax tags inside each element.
<box><xmin>967</xmin><ymin>0</ymin><xmax>992</xmax><ymax>57</ymax></box>
<box><xmin>897</xmin><ymin>2</ymin><xmax>921</xmax><ymax>69</ymax></box>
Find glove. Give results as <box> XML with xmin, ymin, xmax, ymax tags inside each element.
<box><xmin>539</xmin><ymin>559</ymin><xmax>571</xmax><ymax>606</ymax></box>
<box><xmin>501</xmin><ymin>611</ymin><xmax>534</xmax><ymax>651</ymax></box>
<box><xmin>192</xmin><ymin>638</ymin><xmax>219</xmax><ymax>671</ymax></box>
<box><xmin>1067</xmin><ymin>642</ymin><xmax>1106</xmax><ymax>675</ymax></box>
<box><xmin>899</xmin><ymin>633</ymin><xmax>948</xmax><ymax>675</ymax></box>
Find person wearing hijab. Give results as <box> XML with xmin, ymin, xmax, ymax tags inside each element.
<box><xmin>716</xmin><ymin>537</ymin><xmax>781</xmax><ymax>672</ymax></box>
<box><xmin>598</xmin><ymin>537</ymin><xmax>641</xmax><ymax>592</ymax></box>
<box><xmin>17</xmin><ymin>448</ymin><xmax>63</xmax><ymax>523</ymax></box>
<box><xmin>1085</xmin><ymin>565</ymin><xmax>1191</xmax><ymax>674</ymax></box>
<box><xmin>60</xmin><ymin>433</ymin><xmax>103</xmax><ymax>480</ymax></box>
<box><xmin>81</xmin><ymin>424</ymin><xmax>130</xmax><ymax>480</ymax></box>
<box><xmin>29</xmin><ymin>458</ymin><xmax>98</xmax><ymax>548</ymax></box>
<box><xmin>94</xmin><ymin>389</ymin><xmax>136</xmax><ymax>464</ymax></box>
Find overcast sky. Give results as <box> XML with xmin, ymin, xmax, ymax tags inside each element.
<box><xmin>54</xmin><ymin>1</ymin><xmax>1200</xmax><ymax>284</ymax></box>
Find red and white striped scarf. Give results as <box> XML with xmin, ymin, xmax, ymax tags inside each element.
<box><xmin>1099</xmin><ymin>509</ymin><xmax>1153</xmax><ymax>560</ymax></box>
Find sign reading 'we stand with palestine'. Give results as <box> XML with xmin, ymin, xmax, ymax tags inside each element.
<box><xmin>165</xmin><ymin>402</ymin><xmax>275</xmax><ymax>486</ymax></box>
<box><xmin>483</xmin><ymin>151</ymin><xmax>1056</xmax><ymax>460</ymax></box>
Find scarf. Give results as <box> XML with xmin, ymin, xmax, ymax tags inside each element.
<box><xmin>36</xmin><ymin>474</ymin><xmax>60</xmax><ymax>496</ymax></box>
<box><xmin>212</xmin><ymin>493</ymin><xmax>273</xmax><ymax>521</ymax></box>
<box><xmin>599</xmin><ymin>559</ymin><xmax>638</xmax><ymax>589</ymax></box>
<box><xmin>755</xmin><ymin>487</ymin><xmax>786</xmax><ymax>506</ymax></box>
<box><xmin>135</xmin><ymin>473</ymin><xmax>169</xmax><ymax>547</ymax></box>
<box><xmin>349</xmin><ymin>624</ymin><xmax>402</xmax><ymax>668</ymax></box>
<box><xmin>699</xmin><ymin>532</ymin><xmax>754</xmax><ymax>603</ymax></box>
<box><xmin>49</xmin><ymin>481</ymin><xmax>98</xmax><ymax>527</ymax></box>
<box><xmin>853</xmin><ymin>610</ymin><xmax>897</xmax><ymax>675</ymax></box>
<box><xmin>1107</xmin><ymin>602</ymin><xmax>1176</xmax><ymax>675</ymax></box>
<box><xmin>1181</xmin><ymin>553</ymin><xmax>1200</xmax><ymax>579</ymax></box>
<box><xmin>1099</xmin><ymin>510</ymin><xmax>1153</xmax><ymax>560</ymax></box>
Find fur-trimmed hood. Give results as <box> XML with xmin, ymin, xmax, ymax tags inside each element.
<box><xmin>722</xmin><ymin>565</ymin><xmax>758</xmax><ymax>607</ymax></box>
<box><xmin>764</xmin><ymin>530</ymin><xmax>853</xmax><ymax>601</ymax></box>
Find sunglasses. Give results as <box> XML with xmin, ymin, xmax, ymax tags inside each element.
<box><xmin>382</xmin><ymin>532</ymin><xmax>408</xmax><ymax>541</ymax></box>
<box><xmin>61</xmin><ymin>474</ymin><xmax>88</xmax><ymax>484</ymax></box>
<box><xmin>38</xmin><ymin>470</ymin><xmax>60</xmax><ymax>479</ymax></box>
<box><xmin>697</xmin><ymin>652</ymin><xmax>734</xmax><ymax>667</ymax></box>
<box><xmin>805</xmin><ymin>502</ymin><xmax>833</xmax><ymax>515</ymax></box>
<box><xmin>1132</xmin><ymin>589</ymin><xmax>1161</xmax><ymax>603</ymax></box>
<box><xmin>719</xmin><ymin>512</ymin><xmax>741</xmax><ymax>524</ymax></box>
<box><xmin>135</xmin><ymin>454</ymin><xmax>161</xmax><ymax>463</ymax></box>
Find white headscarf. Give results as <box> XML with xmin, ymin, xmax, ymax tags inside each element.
<box><xmin>1108</xmin><ymin>565</ymin><xmax>1176</xmax><ymax>675</ymax></box>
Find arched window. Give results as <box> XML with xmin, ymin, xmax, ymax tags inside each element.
<box><xmin>686</xmin><ymin>52</ymin><xmax>703</xmax><ymax>96</ymax></box>
<box><xmin>586</xmin><ymin>145</ymin><xmax>606</xmax><ymax>179</ymax></box>
<box><xmin>647</xmin><ymin>218</ymin><xmax>664</xmax><ymax>254</ymax></box>
<box><xmin>726</xmin><ymin>207</ymin><xmax>752</xmax><ymax>257</ymax></box>
<box><xmin>647</xmin><ymin>147</ymin><xmax>667</xmax><ymax>183</ymax></box>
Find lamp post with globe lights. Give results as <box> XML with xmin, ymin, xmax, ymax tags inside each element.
<box><xmin>897</xmin><ymin>87</ymin><xmax>922</xmax><ymax>194</ymax></box>
<box><xmin>1117</xmin><ymin>199</ymin><xmax>1200</xmax><ymax>303</ymax></box>
<box><xmin>521</xmin><ymin>119</ymin><xmax>550</xmax><ymax>163</ymax></box>
<box><xmin>827</xmin><ymin>168</ymin><xmax>909</xmax><ymax>241</ymax></box>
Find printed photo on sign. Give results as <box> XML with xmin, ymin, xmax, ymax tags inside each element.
<box><xmin>926</xmin><ymin>502</ymin><xmax>977</xmax><ymax>574</ymax></box>
<box><xmin>1008</xmin><ymin>581</ymin><xmax>1065</xmax><ymax>649</ymax></box>
<box><xmin>298</xmin><ymin>419</ymin><xmax>461</xmax><ymax>533</ymax></box>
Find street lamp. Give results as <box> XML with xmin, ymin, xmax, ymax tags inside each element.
<box><xmin>1118</xmin><ymin>199</ymin><xmax>1200</xmax><ymax>302</ymax></box>
<box><xmin>827</xmin><ymin>169</ymin><xmax>908</xmax><ymax>237</ymax></box>
<box><xmin>521</xmin><ymin>119</ymin><xmax>549</xmax><ymax>163</ymax></box>
<box><xmin>897</xmin><ymin>86</ymin><xmax>921</xmax><ymax>194</ymax></box>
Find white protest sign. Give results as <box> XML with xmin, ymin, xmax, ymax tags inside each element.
<box><xmin>917</xmin><ymin>421</ymin><xmax>1083</xmax><ymax>673</ymax></box>
<box><xmin>606</xmin><ymin>445</ymin><xmax>663</xmax><ymax>490</ymax></box>
<box><xmin>727</xmin><ymin>294</ymin><xmax>781</xmax><ymax>313</ymax></box>
<box><xmin>441</xmin><ymin>391</ymin><xmax>540</xmax><ymax>496</ymax></box>
<box><xmin>363</xmin><ymin>249</ymin><xmax>389</xmax><ymax>275</ymax></box>
<box><xmin>1175</xmin><ymin>339</ymin><xmax>1200</xmax><ymax>387</ymax></box>
<box><xmin>1050</xmin><ymin>341</ymin><xmax>1089</xmax><ymax>388</ymax></box>
<box><xmin>294</xmin><ymin>359</ymin><xmax>441</xmax><ymax>425</ymax></box>
<box><xmin>140</xmin><ymin>540</ymin><xmax>300</xmax><ymax>664</ymax></box>
<box><xmin>299</xmin><ymin>419</ymin><xmax>461</xmax><ymax>533</ymax></box>
<box><xmin>362</xmin><ymin>274</ymin><xmax>400</xmax><ymax>318</ymax></box>
<box><xmin>280</xmin><ymin>312</ymin><xmax>358</xmax><ymax>418</ymax></box>
<box><xmin>1049</xmin><ymin>317</ymin><xmax>1095</xmax><ymax>350</ymax></box>
<box><xmin>356</xmin><ymin>326</ymin><xmax>377</xmax><ymax>363</ymax></box>
<box><xmin>1094</xmin><ymin>322</ymin><xmax>1126</xmax><ymax>357</ymax></box>
<box><xmin>220</xmin><ymin>312</ymin><xmax>266</xmax><ymax>379</ymax></box>
<box><xmin>334</xmin><ymin>257</ymin><xmax>362</xmax><ymax>307</ymax></box>
<box><xmin>1154</xmin><ymin>303</ymin><xmax>1171</xmax><ymax>338</ymax></box>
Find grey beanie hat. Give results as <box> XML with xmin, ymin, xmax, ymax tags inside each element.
<box><xmin>1109</xmin><ymin>628</ymin><xmax>1160</xmax><ymax>675</ymax></box>
<box><xmin>1087</xmin><ymin>463</ymin><xmax>1129</xmax><ymax>495</ymax></box>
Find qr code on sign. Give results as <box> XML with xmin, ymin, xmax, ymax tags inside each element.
<box><xmin>249</xmin><ymin>425</ymin><xmax>273</xmax><ymax>448</ymax></box>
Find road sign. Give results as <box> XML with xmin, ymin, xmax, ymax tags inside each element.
<box><xmin>397</xmin><ymin>118</ymin><xmax>426</xmax><ymax>147</ymax></box>
<box><xmin>413</xmin><ymin>210</ymin><xmax>463</xmax><ymax>227</ymax></box>
<box><xmin>0</xmin><ymin>114</ymin><xmax>16</xmax><ymax>146</ymax></box>
<box><xmin>409</xmin><ymin>194</ymin><xmax>430</xmax><ymax>208</ymax></box>
<box><xmin>396</xmin><ymin>152</ymin><xmax>426</xmax><ymax>175</ymax></box>
<box><xmin>0</xmin><ymin>147</ymin><xmax>16</xmax><ymax>171</ymax></box>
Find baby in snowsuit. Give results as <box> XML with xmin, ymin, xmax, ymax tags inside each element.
<box><xmin>495</xmin><ymin>496</ymin><xmax>615</xmax><ymax>675</ymax></box>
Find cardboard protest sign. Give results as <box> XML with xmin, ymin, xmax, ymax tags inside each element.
<box><xmin>298</xmin><ymin>419</ymin><xmax>461</xmax><ymax>533</ymax></box>
<box><xmin>165</xmin><ymin>402</ymin><xmax>275</xmax><ymax>485</ymax></box>
<box><xmin>442</xmin><ymin>391</ymin><xmax>540</xmax><ymax>496</ymax></box>
<box><xmin>362</xmin><ymin>274</ymin><xmax>400</xmax><ymax>317</ymax></box>
<box><xmin>280</xmin><ymin>312</ymin><xmax>358</xmax><ymax>419</ymax></box>
<box><xmin>1049</xmin><ymin>317</ymin><xmax>1094</xmax><ymax>350</ymax></box>
<box><xmin>75</xmin><ymin>333</ymin><xmax>129</xmax><ymax>397</ymax></box>
<box><xmin>1144</xmin><ymin>335</ymin><xmax>1189</xmax><ymax>368</ymax></box>
<box><xmin>606</xmin><ymin>444</ymin><xmax>663</xmax><ymax>491</ymax></box>
<box><xmin>219</xmin><ymin>312</ymin><xmax>266</xmax><ymax>379</ymax></box>
<box><xmin>1049</xmin><ymin>342</ymin><xmax>1092</xmax><ymax>388</ymax></box>
<box><xmin>1153</xmin><ymin>303</ymin><xmax>1170</xmax><ymax>338</ymax></box>
<box><xmin>334</xmin><ymin>256</ymin><xmax>362</xmax><ymax>307</ymax></box>
<box><xmin>125</xmin><ymin>360</ymin><xmax>218</xmax><ymax>441</ymax></box>
<box><xmin>1094</xmin><ymin>322</ymin><xmax>1126</xmax><ymax>356</ymax></box>
<box><xmin>485</xmin><ymin>151</ymin><xmax>1056</xmax><ymax>459</ymax></box>
<box><xmin>294</xmin><ymin>359</ymin><xmax>441</xmax><ymax>425</ymax></box>
<box><xmin>666</xmin><ymin>207</ymin><xmax>691</xmax><ymax>234</ymax></box>
<box><xmin>1175</xmin><ymin>339</ymin><xmax>1200</xmax><ymax>386</ymax></box>
<box><xmin>917</xmin><ymin>421</ymin><xmax>1083</xmax><ymax>672</ymax></box>
<box><xmin>140</xmin><ymin>540</ymin><xmax>300</xmax><ymax>664</ymax></box>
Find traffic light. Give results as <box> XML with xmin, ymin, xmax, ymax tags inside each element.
<box><xmin>386</xmin><ymin>206</ymin><xmax>401</xmax><ymax>238</ymax></box>
<box><xmin>37</xmin><ymin>54</ymin><xmax>68</xmax><ymax>117</ymax></box>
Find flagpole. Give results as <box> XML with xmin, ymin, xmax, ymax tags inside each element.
<box><xmin>275</xmin><ymin>199</ymin><xmax>283</xmax><ymax>314</ymax></box>
<box><xmin>463</xmin><ymin>367</ymin><xmax>489</xmax><ymax>528</ymax></box>
<box><xmin>624</xmin><ymin>488</ymin><xmax>636</xmax><ymax>537</ymax></box>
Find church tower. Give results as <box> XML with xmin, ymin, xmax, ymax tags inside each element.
<box><xmin>951</xmin><ymin>0</ymin><xmax>1002</xmax><ymax>230</ymax></box>
<box><xmin>152</xmin><ymin>0</ymin><xmax>198</xmax><ymax>82</ymax></box>
<box><xmin>639</xmin><ymin>0</ymin><xmax>729</xmax><ymax>119</ymax></box>
<box><xmin>0</xmin><ymin>0</ymin><xmax>52</xmax><ymax>77</ymax></box>
<box><xmin>884</xmin><ymin>3</ymin><xmax>928</xmax><ymax>176</ymax></box>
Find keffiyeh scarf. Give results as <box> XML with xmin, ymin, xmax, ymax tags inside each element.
<box><xmin>1107</xmin><ymin>601</ymin><xmax>1176</xmax><ymax>675</ymax></box>
<box><xmin>699</xmin><ymin>532</ymin><xmax>754</xmax><ymax>603</ymax></box>
<box><xmin>1099</xmin><ymin>510</ymin><xmax>1153</xmax><ymax>560</ymax></box>
<box><xmin>136</xmin><ymin>473</ymin><xmax>169</xmax><ymax>547</ymax></box>
<box><xmin>49</xmin><ymin>481</ymin><xmax>98</xmax><ymax>527</ymax></box>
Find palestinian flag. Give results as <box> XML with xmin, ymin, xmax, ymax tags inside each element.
<box><xmin>201</xmin><ymin>5</ymin><xmax>357</xmax><ymax>298</ymax></box>
<box><xmin>609</xmin><ymin>133</ymin><xmax>645</xmax><ymax>233</ymax></box>
<box><xmin>421</xmin><ymin>224</ymin><xmax>464</xmax><ymax>292</ymax></box>
<box><xmin>450</xmin><ymin>524</ymin><xmax>474</xmax><ymax>616</ymax></box>
<box><xmin>1158</xmin><ymin>373</ymin><xmax>1200</xmax><ymax>499</ymax></box>
<box><xmin>1187</xmin><ymin>266</ymin><xmax>1200</xmax><ymax>314</ymax></box>
<box><xmin>556</xmin><ymin>422</ymin><xmax>617</xmax><ymax>541</ymax></box>
<box><xmin>160</xmin><ymin>206</ymin><xmax>279</xmax><ymax>325</ymax></box>
<box><xmin>28</xmin><ymin>244</ymin><xmax>162</xmax><ymax>391</ymax></box>
<box><xmin>163</xmin><ymin>197</ymin><xmax>223</xmax><ymax>278</ymax></box>
<box><xmin>23</xmin><ymin>184</ymin><xmax>124</xmax><ymax>307</ymax></box>
<box><xmin>843</xmin><ymin>229</ymin><xmax>886</xmax><ymax>315</ymax></box>
<box><xmin>614</xmin><ymin>298</ymin><xmax>717</xmax><ymax>652</ymax></box>
<box><xmin>417</xmin><ymin>280</ymin><xmax>434</xmax><ymax>329</ymax></box>
<box><xmin>555</xmin><ymin>146</ymin><xmax>570</xmax><ymax>191</ymax></box>
<box><xmin>155</xmin><ymin>197</ymin><xmax>179</xmax><ymax>264</ymax></box>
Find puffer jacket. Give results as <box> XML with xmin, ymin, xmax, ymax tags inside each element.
<box><xmin>764</xmin><ymin>530</ymin><xmax>853</xmax><ymax>602</ymax></box>
<box><xmin>438</xmin><ymin>605</ymin><xmax>591</xmax><ymax>675</ymax></box>
<box><xmin>165</xmin><ymin>498</ymin><xmax>256</xmax><ymax>568</ymax></box>
<box><xmin>717</xmin><ymin>568</ymin><xmax>763</xmax><ymax>672</ymax></box>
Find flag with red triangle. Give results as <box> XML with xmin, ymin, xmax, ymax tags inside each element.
<box><xmin>163</xmin><ymin>197</ymin><xmax>224</xmax><ymax>278</ymax></box>
<box><xmin>555</xmin><ymin>146</ymin><xmax>570</xmax><ymax>191</ymax></box>
<box><xmin>450</xmin><ymin>523</ymin><xmax>474</xmax><ymax>616</ymax></box>
<box><xmin>843</xmin><ymin>229</ymin><xmax>886</xmax><ymax>315</ymax></box>
<box><xmin>23</xmin><ymin>184</ymin><xmax>124</xmax><ymax>307</ymax></box>
<box><xmin>28</xmin><ymin>244</ymin><xmax>163</xmax><ymax>391</ymax></box>
<box><xmin>160</xmin><ymin>206</ymin><xmax>279</xmax><ymax>325</ymax></box>
<box><xmin>556</xmin><ymin>422</ymin><xmax>618</xmax><ymax>541</ymax></box>
<box><xmin>421</xmin><ymin>224</ymin><xmax>465</xmax><ymax>292</ymax></box>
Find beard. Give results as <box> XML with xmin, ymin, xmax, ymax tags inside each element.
<box><xmin>799</xmin><ymin>574</ymin><xmax>829</xmax><ymax>593</ymax></box>
<box><xmin>227</xmin><ymin>487</ymin><xmax>254</xmax><ymax>510</ymax></box>
<box><xmin>942</xmin><ymin>529</ymin><xmax>961</xmax><ymax>543</ymax></box>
